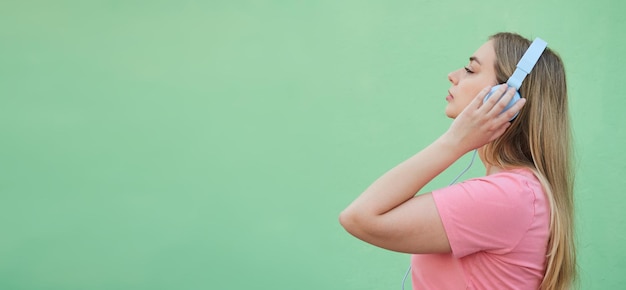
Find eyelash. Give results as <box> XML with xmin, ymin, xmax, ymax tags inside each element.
<box><xmin>464</xmin><ymin>66</ymin><xmax>474</xmax><ymax>74</ymax></box>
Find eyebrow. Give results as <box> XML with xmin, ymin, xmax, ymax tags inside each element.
<box><xmin>469</xmin><ymin>56</ymin><xmax>481</xmax><ymax>65</ymax></box>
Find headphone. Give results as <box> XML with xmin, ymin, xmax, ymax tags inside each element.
<box><xmin>483</xmin><ymin>37</ymin><xmax>548</xmax><ymax>120</ymax></box>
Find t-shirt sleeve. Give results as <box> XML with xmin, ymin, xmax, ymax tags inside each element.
<box><xmin>431</xmin><ymin>172</ymin><xmax>536</xmax><ymax>258</ymax></box>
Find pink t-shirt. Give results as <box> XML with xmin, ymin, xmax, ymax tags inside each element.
<box><xmin>411</xmin><ymin>168</ymin><xmax>550</xmax><ymax>290</ymax></box>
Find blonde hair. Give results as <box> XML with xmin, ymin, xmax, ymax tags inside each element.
<box><xmin>483</xmin><ymin>32</ymin><xmax>576</xmax><ymax>290</ymax></box>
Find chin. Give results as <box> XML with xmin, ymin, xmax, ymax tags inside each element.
<box><xmin>444</xmin><ymin>107</ymin><xmax>458</xmax><ymax>119</ymax></box>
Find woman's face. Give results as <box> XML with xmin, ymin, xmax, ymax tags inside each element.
<box><xmin>445</xmin><ymin>40</ymin><xmax>499</xmax><ymax>118</ymax></box>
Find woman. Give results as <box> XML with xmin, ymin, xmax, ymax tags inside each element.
<box><xmin>339</xmin><ymin>32</ymin><xmax>575</xmax><ymax>290</ymax></box>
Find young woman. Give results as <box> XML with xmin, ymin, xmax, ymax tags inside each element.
<box><xmin>339</xmin><ymin>32</ymin><xmax>576</xmax><ymax>290</ymax></box>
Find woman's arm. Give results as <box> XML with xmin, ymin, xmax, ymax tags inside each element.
<box><xmin>339</xmin><ymin>86</ymin><xmax>525</xmax><ymax>254</ymax></box>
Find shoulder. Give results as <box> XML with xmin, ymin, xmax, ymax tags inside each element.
<box><xmin>436</xmin><ymin>168</ymin><xmax>541</xmax><ymax>204</ymax></box>
<box><xmin>481</xmin><ymin>168</ymin><xmax>545</xmax><ymax>206</ymax></box>
<box><xmin>484</xmin><ymin>167</ymin><xmax>540</xmax><ymax>186</ymax></box>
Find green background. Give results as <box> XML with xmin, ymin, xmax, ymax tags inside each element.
<box><xmin>1</xmin><ymin>0</ymin><xmax>624</xmax><ymax>289</ymax></box>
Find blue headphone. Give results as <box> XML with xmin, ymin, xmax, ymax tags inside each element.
<box><xmin>484</xmin><ymin>37</ymin><xmax>548</xmax><ymax>120</ymax></box>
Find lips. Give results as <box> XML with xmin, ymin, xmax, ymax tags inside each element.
<box><xmin>446</xmin><ymin>91</ymin><xmax>454</xmax><ymax>101</ymax></box>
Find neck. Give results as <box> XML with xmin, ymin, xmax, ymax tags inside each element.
<box><xmin>478</xmin><ymin>146</ymin><xmax>503</xmax><ymax>175</ymax></box>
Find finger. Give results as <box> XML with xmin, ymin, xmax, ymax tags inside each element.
<box><xmin>496</xmin><ymin>97</ymin><xmax>527</xmax><ymax>123</ymax></box>
<box><xmin>487</xmin><ymin>86</ymin><xmax>517</xmax><ymax>117</ymax></box>
<box><xmin>480</xmin><ymin>84</ymin><xmax>508</xmax><ymax>113</ymax></box>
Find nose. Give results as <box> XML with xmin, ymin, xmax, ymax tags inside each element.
<box><xmin>448</xmin><ymin>69</ymin><xmax>459</xmax><ymax>85</ymax></box>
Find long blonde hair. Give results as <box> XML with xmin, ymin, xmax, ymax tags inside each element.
<box><xmin>483</xmin><ymin>32</ymin><xmax>576</xmax><ymax>290</ymax></box>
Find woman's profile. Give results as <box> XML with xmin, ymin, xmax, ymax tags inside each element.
<box><xmin>339</xmin><ymin>32</ymin><xmax>575</xmax><ymax>290</ymax></box>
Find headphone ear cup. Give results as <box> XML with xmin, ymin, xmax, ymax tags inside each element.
<box><xmin>482</xmin><ymin>85</ymin><xmax>521</xmax><ymax>121</ymax></box>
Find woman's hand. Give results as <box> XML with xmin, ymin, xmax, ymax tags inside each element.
<box><xmin>442</xmin><ymin>85</ymin><xmax>527</xmax><ymax>154</ymax></box>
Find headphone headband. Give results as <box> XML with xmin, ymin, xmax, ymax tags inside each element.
<box><xmin>506</xmin><ymin>37</ymin><xmax>548</xmax><ymax>90</ymax></box>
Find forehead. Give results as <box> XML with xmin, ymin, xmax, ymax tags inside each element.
<box><xmin>471</xmin><ymin>40</ymin><xmax>496</xmax><ymax>66</ymax></box>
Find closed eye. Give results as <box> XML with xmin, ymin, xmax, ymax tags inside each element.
<box><xmin>464</xmin><ymin>66</ymin><xmax>474</xmax><ymax>74</ymax></box>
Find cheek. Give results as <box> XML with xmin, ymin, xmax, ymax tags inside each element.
<box><xmin>459</xmin><ymin>94</ymin><xmax>475</xmax><ymax>109</ymax></box>
<box><xmin>460</xmin><ymin>82</ymin><xmax>490</xmax><ymax>107</ymax></box>
<box><xmin>451</xmin><ymin>91</ymin><xmax>475</xmax><ymax>113</ymax></box>
<box><xmin>465</xmin><ymin>83</ymin><xmax>486</xmax><ymax>99</ymax></box>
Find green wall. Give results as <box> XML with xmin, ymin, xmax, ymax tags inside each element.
<box><xmin>1</xmin><ymin>0</ymin><xmax>624</xmax><ymax>289</ymax></box>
